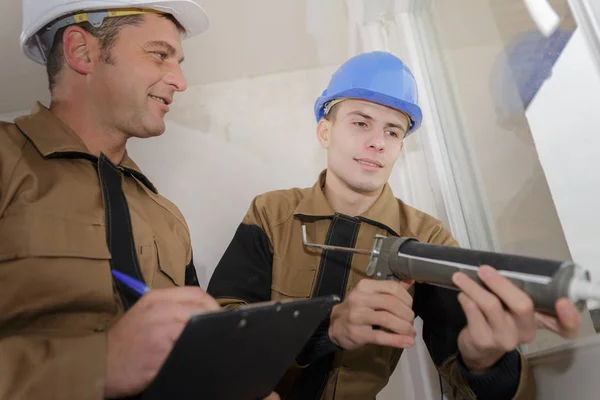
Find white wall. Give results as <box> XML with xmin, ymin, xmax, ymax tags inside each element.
<box><xmin>526</xmin><ymin>28</ymin><xmax>600</xmax><ymax>300</ymax></box>
<box><xmin>0</xmin><ymin>109</ymin><xmax>29</xmax><ymax>122</ymax></box>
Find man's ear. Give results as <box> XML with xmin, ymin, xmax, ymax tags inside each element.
<box><xmin>316</xmin><ymin>118</ymin><xmax>331</xmax><ymax>149</ymax></box>
<box><xmin>62</xmin><ymin>25</ymin><xmax>100</xmax><ymax>74</ymax></box>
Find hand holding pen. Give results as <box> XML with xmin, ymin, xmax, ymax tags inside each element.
<box><xmin>104</xmin><ymin>269</ymin><xmax>220</xmax><ymax>398</ymax></box>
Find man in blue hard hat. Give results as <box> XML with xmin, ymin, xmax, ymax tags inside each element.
<box><xmin>207</xmin><ymin>51</ymin><xmax>582</xmax><ymax>399</ymax></box>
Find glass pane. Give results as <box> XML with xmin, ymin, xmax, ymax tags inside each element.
<box><xmin>411</xmin><ymin>0</ymin><xmax>599</xmax><ymax>348</ymax></box>
<box><xmin>414</xmin><ymin>0</ymin><xmax>576</xmax><ymax>259</ymax></box>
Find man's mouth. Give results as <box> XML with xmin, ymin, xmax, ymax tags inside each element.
<box><xmin>354</xmin><ymin>158</ymin><xmax>383</xmax><ymax>168</ymax></box>
<box><xmin>149</xmin><ymin>95</ymin><xmax>171</xmax><ymax>105</ymax></box>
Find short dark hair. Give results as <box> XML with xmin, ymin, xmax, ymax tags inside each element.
<box><xmin>46</xmin><ymin>13</ymin><xmax>184</xmax><ymax>92</ymax></box>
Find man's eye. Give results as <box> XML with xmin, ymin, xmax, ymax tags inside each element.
<box><xmin>354</xmin><ymin>121</ymin><xmax>368</xmax><ymax>128</ymax></box>
<box><xmin>154</xmin><ymin>52</ymin><xmax>167</xmax><ymax>60</ymax></box>
<box><xmin>386</xmin><ymin>130</ymin><xmax>399</xmax><ymax>138</ymax></box>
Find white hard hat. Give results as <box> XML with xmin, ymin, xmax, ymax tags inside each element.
<box><xmin>21</xmin><ymin>0</ymin><xmax>209</xmax><ymax>65</ymax></box>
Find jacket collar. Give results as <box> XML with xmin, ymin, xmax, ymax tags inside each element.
<box><xmin>15</xmin><ymin>102</ymin><xmax>157</xmax><ymax>193</ymax></box>
<box><xmin>293</xmin><ymin>169</ymin><xmax>402</xmax><ymax>236</ymax></box>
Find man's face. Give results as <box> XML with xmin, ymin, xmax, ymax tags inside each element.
<box><xmin>89</xmin><ymin>14</ymin><xmax>187</xmax><ymax>139</ymax></box>
<box><xmin>318</xmin><ymin>99</ymin><xmax>409</xmax><ymax>195</ymax></box>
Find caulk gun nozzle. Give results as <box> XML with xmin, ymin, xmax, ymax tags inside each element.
<box><xmin>570</xmin><ymin>280</ymin><xmax>600</xmax><ymax>303</ymax></box>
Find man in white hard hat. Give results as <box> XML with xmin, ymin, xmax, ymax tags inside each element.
<box><xmin>0</xmin><ymin>1</ymin><xmax>278</xmax><ymax>399</ymax></box>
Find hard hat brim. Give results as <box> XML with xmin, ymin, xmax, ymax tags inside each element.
<box><xmin>21</xmin><ymin>0</ymin><xmax>209</xmax><ymax>65</ymax></box>
<box><xmin>314</xmin><ymin>88</ymin><xmax>423</xmax><ymax>135</ymax></box>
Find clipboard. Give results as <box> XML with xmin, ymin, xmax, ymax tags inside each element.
<box><xmin>142</xmin><ymin>295</ymin><xmax>340</xmax><ymax>400</ymax></box>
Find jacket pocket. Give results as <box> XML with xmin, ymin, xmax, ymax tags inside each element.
<box><xmin>0</xmin><ymin>212</ymin><xmax>115</xmax><ymax>330</ymax></box>
<box><xmin>152</xmin><ymin>237</ymin><xmax>186</xmax><ymax>287</ymax></box>
<box><xmin>0</xmin><ymin>212</ymin><xmax>111</xmax><ymax>261</ymax></box>
<box><xmin>271</xmin><ymin>255</ymin><xmax>316</xmax><ymax>298</ymax></box>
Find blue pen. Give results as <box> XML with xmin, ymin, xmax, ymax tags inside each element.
<box><xmin>111</xmin><ymin>270</ymin><xmax>149</xmax><ymax>296</ymax></box>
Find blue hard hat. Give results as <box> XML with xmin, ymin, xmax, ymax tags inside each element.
<box><xmin>314</xmin><ymin>51</ymin><xmax>422</xmax><ymax>135</ymax></box>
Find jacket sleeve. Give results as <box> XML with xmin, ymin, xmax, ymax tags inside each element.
<box><xmin>206</xmin><ymin>197</ymin><xmax>341</xmax><ymax>366</ymax></box>
<box><xmin>413</xmin><ymin>225</ymin><xmax>536</xmax><ymax>400</ymax></box>
<box><xmin>207</xmin><ymin>196</ymin><xmax>274</xmax><ymax>308</ymax></box>
<box><xmin>0</xmin><ymin>261</ymin><xmax>107</xmax><ymax>400</ymax></box>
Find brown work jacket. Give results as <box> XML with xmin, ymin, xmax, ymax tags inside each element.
<box><xmin>0</xmin><ymin>103</ymin><xmax>196</xmax><ymax>399</ymax></box>
<box><xmin>208</xmin><ymin>170</ymin><xmax>536</xmax><ymax>399</ymax></box>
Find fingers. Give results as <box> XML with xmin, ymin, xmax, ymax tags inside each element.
<box><xmin>162</xmin><ymin>320</ymin><xmax>188</xmax><ymax>344</ymax></box>
<box><xmin>263</xmin><ymin>393</ymin><xmax>280</xmax><ymax>400</ymax></box>
<box><xmin>347</xmin><ymin>291</ymin><xmax>415</xmax><ymax>322</ymax></box>
<box><xmin>131</xmin><ymin>290</ymin><xmax>221</xmax><ymax>329</ymax></box>
<box><xmin>355</xmin><ymin>279</ymin><xmax>413</xmax><ymax>307</ymax></box>
<box><xmin>144</xmin><ymin>287</ymin><xmax>221</xmax><ymax>311</ymax></box>
<box><xmin>534</xmin><ymin>300</ymin><xmax>581</xmax><ymax>340</ymax></box>
<box><xmin>171</xmin><ymin>302</ymin><xmax>213</xmax><ymax>323</ymax></box>
<box><xmin>457</xmin><ymin>292</ymin><xmax>493</xmax><ymax>341</ymax></box>
<box><xmin>343</xmin><ymin>323</ymin><xmax>414</xmax><ymax>348</ymax></box>
<box><xmin>347</xmin><ymin>307</ymin><xmax>415</xmax><ymax>336</ymax></box>
<box><xmin>138</xmin><ymin>302</ymin><xmax>204</xmax><ymax>329</ymax></box>
<box><xmin>555</xmin><ymin>298</ymin><xmax>581</xmax><ymax>338</ymax></box>
<box><xmin>457</xmin><ymin>292</ymin><xmax>519</xmax><ymax>352</ymax></box>
<box><xmin>452</xmin><ymin>270</ymin><xmax>510</xmax><ymax>331</ymax></box>
<box><xmin>370</xmin><ymin>329</ymin><xmax>415</xmax><ymax>348</ymax></box>
<box><xmin>330</xmin><ymin>280</ymin><xmax>417</xmax><ymax>350</ymax></box>
<box><xmin>454</xmin><ymin>265</ymin><xmax>583</xmax><ymax>372</ymax></box>
<box><xmin>453</xmin><ymin>267</ymin><xmax>536</xmax><ymax>341</ymax></box>
<box><xmin>456</xmin><ymin>290</ymin><xmax>519</xmax><ymax>372</ymax></box>
<box><xmin>456</xmin><ymin>267</ymin><xmax>582</xmax><ymax>342</ymax></box>
<box><xmin>169</xmin><ymin>287</ymin><xmax>222</xmax><ymax>311</ymax></box>
<box><xmin>477</xmin><ymin>266</ymin><xmax>535</xmax><ymax>324</ymax></box>
<box><xmin>534</xmin><ymin>312</ymin><xmax>560</xmax><ymax>332</ymax></box>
